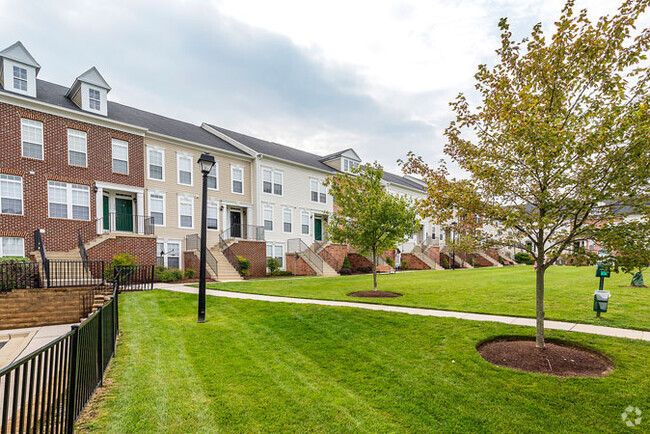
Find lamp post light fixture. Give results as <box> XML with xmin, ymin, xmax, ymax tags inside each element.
<box><xmin>197</xmin><ymin>152</ymin><xmax>216</xmax><ymax>323</ymax></box>
<box><xmin>451</xmin><ymin>221</ymin><xmax>457</xmax><ymax>271</ymax></box>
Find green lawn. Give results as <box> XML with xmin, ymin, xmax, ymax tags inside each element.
<box><xmin>202</xmin><ymin>266</ymin><xmax>650</xmax><ymax>331</ymax></box>
<box><xmin>80</xmin><ymin>290</ymin><xmax>649</xmax><ymax>433</ymax></box>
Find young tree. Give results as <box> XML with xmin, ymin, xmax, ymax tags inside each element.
<box><xmin>324</xmin><ymin>163</ymin><xmax>419</xmax><ymax>291</ymax></box>
<box><xmin>401</xmin><ymin>0</ymin><xmax>650</xmax><ymax>348</ymax></box>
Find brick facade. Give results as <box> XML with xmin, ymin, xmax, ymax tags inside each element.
<box><xmin>0</xmin><ymin>287</ymin><xmax>89</xmax><ymax>329</ymax></box>
<box><xmin>401</xmin><ymin>253</ymin><xmax>430</xmax><ymax>270</ymax></box>
<box><xmin>285</xmin><ymin>254</ymin><xmax>317</xmax><ymax>276</ymax></box>
<box><xmin>86</xmin><ymin>235</ymin><xmax>157</xmax><ymax>265</ymax></box>
<box><xmin>321</xmin><ymin>243</ymin><xmax>348</xmax><ymax>271</ymax></box>
<box><xmin>228</xmin><ymin>240</ymin><xmax>266</xmax><ymax>277</ymax></box>
<box><xmin>183</xmin><ymin>251</ymin><xmax>200</xmax><ymax>272</ymax></box>
<box><xmin>423</xmin><ymin>246</ymin><xmax>441</xmax><ymax>266</ymax></box>
<box><xmin>347</xmin><ymin>253</ymin><xmax>372</xmax><ymax>269</ymax></box>
<box><xmin>0</xmin><ymin>102</ymin><xmax>145</xmax><ymax>252</ymax></box>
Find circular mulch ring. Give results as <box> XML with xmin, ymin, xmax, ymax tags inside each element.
<box><xmin>477</xmin><ymin>337</ymin><xmax>614</xmax><ymax>377</ymax></box>
<box><xmin>347</xmin><ymin>290</ymin><xmax>403</xmax><ymax>298</ymax></box>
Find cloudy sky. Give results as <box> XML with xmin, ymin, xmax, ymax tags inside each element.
<box><xmin>0</xmin><ymin>0</ymin><xmax>631</xmax><ymax>174</ymax></box>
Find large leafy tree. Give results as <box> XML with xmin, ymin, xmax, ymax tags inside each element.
<box><xmin>401</xmin><ymin>0</ymin><xmax>650</xmax><ymax>348</ymax></box>
<box><xmin>325</xmin><ymin>163</ymin><xmax>419</xmax><ymax>291</ymax></box>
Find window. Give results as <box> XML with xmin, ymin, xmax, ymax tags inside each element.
<box><xmin>0</xmin><ymin>237</ymin><xmax>25</xmax><ymax>257</ymax></box>
<box><xmin>89</xmin><ymin>88</ymin><xmax>101</xmax><ymax>111</ymax></box>
<box><xmin>112</xmin><ymin>139</ymin><xmax>129</xmax><ymax>174</ymax></box>
<box><xmin>48</xmin><ymin>181</ymin><xmax>90</xmax><ymax>220</ymax></box>
<box><xmin>343</xmin><ymin>158</ymin><xmax>360</xmax><ymax>173</ymax></box>
<box><xmin>177</xmin><ymin>154</ymin><xmax>193</xmax><ymax>186</ymax></box>
<box><xmin>283</xmin><ymin>207</ymin><xmax>292</xmax><ymax>233</ymax></box>
<box><xmin>207</xmin><ymin>163</ymin><xmax>218</xmax><ymax>190</ymax></box>
<box><xmin>178</xmin><ymin>196</ymin><xmax>194</xmax><ymax>229</ymax></box>
<box><xmin>148</xmin><ymin>192</ymin><xmax>165</xmax><ymax>226</ymax></box>
<box><xmin>232</xmin><ymin>165</ymin><xmax>244</xmax><ymax>194</ymax></box>
<box><xmin>21</xmin><ymin>119</ymin><xmax>43</xmax><ymax>160</ymax></box>
<box><xmin>67</xmin><ymin>129</ymin><xmax>87</xmax><ymax>167</ymax></box>
<box><xmin>207</xmin><ymin>201</ymin><xmax>219</xmax><ymax>230</ymax></box>
<box><xmin>13</xmin><ymin>66</ymin><xmax>27</xmax><ymax>91</ymax></box>
<box><xmin>266</xmin><ymin>243</ymin><xmax>284</xmax><ymax>268</ymax></box>
<box><xmin>301</xmin><ymin>211</ymin><xmax>310</xmax><ymax>235</ymax></box>
<box><xmin>157</xmin><ymin>240</ymin><xmax>180</xmax><ymax>269</ymax></box>
<box><xmin>263</xmin><ymin>205</ymin><xmax>273</xmax><ymax>231</ymax></box>
<box><xmin>147</xmin><ymin>147</ymin><xmax>164</xmax><ymax>181</ymax></box>
<box><xmin>262</xmin><ymin>168</ymin><xmax>282</xmax><ymax>195</ymax></box>
<box><xmin>0</xmin><ymin>174</ymin><xmax>23</xmax><ymax>215</ymax></box>
<box><xmin>310</xmin><ymin>179</ymin><xmax>326</xmax><ymax>203</ymax></box>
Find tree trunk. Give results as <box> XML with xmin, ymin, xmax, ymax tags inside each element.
<box><xmin>535</xmin><ymin>262</ymin><xmax>546</xmax><ymax>349</ymax></box>
<box><xmin>372</xmin><ymin>247</ymin><xmax>378</xmax><ymax>291</ymax></box>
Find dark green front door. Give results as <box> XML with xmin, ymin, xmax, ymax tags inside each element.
<box><xmin>314</xmin><ymin>218</ymin><xmax>322</xmax><ymax>241</ymax></box>
<box><xmin>103</xmin><ymin>196</ymin><xmax>110</xmax><ymax>230</ymax></box>
<box><xmin>115</xmin><ymin>198</ymin><xmax>133</xmax><ymax>232</ymax></box>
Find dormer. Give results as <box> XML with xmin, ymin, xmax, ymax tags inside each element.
<box><xmin>320</xmin><ymin>148</ymin><xmax>362</xmax><ymax>172</ymax></box>
<box><xmin>66</xmin><ymin>67</ymin><xmax>111</xmax><ymax>116</ymax></box>
<box><xmin>0</xmin><ymin>41</ymin><xmax>41</xmax><ymax>98</ymax></box>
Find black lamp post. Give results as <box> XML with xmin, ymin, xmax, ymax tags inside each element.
<box><xmin>197</xmin><ymin>152</ymin><xmax>216</xmax><ymax>323</ymax></box>
<box><xmin>450</xmin><ymin>221</ymin><xmax>457</xmax><ymax>271</ymax></box>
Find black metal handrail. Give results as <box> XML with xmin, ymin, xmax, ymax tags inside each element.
<box><xmin>218</xmin><ymin>232</ymin><xmax>242</xmax><ymax>274</ymax></box>
<box><xmin>47</xmin><ymin>260</ymin><xmax>105</xmax><ymax>288</ymax></box>
<box><xmin>185</xmin><ymin>234</ymin><xmax>218</xmax><ymax>278</ymax></box>
<box><xmin>221</xmin><ymin>224</ymin><xmax>264</xmax><ymax>241</ymax></box>
<box><xmin>79</xmin><ymin>213</ymin><xmax>155</xmax><ymax>244</ymax></box>
<box><xmin>287</xmin><ymin>238</ymin><xmax>323</xmax><ymax>274</ymax></box>
<box><xmin>33</xmin><ymin>229</ymin><xmax>50</xmax><ymax>285</ymax></box>
<box><xmin>78</xmin><ymin>232</ymin><xmax>88</xmax><ymax>264</ymax></box>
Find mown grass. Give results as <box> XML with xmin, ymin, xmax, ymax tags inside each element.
<box><xmin>203</xmin><ymin>266</ymin><xmax>650</xmax><ymax>330</ymax></box>
<box><xmin>79</xmin><ymin>290</ymin><xmax>650</xmax><ymax>433</ymax></box>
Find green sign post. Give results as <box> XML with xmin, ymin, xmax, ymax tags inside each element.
<box><xmin>594</xmin><ymin>262</ymin><xmax>611</xmax><ymax>317</ymax></box>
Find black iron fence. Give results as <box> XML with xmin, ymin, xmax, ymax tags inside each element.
<box><xmin>47</xmin><ymin>260</ymin><xmax>105</xmax><ymax>289</ymax></box>
<box><xmin>185</xmin><ymin>234</ymin><xmax>218</xmax><ymax>278</ymax></box>
<box><xmin>110</xmin><ymin>265</ymin><xmax>155</xmax><ymax>292</ymax></box>
<box><xmin>0</xmin><ymin>286</ymin><xmax>118</xmax><ymax>433</ymax></box>
<box><xmin>0</xmin><ymin>262</ymin><xmax>40</xmax><ymax>292</ymax></box>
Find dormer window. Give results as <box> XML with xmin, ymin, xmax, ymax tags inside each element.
<box><xmin>13</xmin><ymin>66</ymin><xmax>27</xmax><ymax>91</ymax></box>
<box><xmin>88</xmin><ymin>88</ymin><xmax>101</xmax><ymax>111</ymax></box>
<box><xmin>343</xmin><ymin>158</ymin><xmax>360</xmax><ymax>173</ymax></box>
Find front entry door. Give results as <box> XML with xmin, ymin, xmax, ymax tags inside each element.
<box><xmin>314</xmin><ymin>218</ymin><xmax>323</xmax><ymax>241</ymax></box>
<box><xmin>230</xmin><ymin>211</ymin><xmax>242</xmax><ymax>238</ymax></box>
<box><xmin>103</xmin><ymin>196</ymin><xmax>110</xmax><ymax>230</ymax></box>
<box><xmin>115</xmin><ymin>198</ymin><xmax>133</xmax><ymax>232</ymax></box>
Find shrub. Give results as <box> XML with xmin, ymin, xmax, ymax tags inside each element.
<box><xmin>400</xmin><ymin>260</ymin><xmax>409</xmax><ymax>270</ymax></box>
<box><xmin>514</xmin><ymin>252</ymin><xmax>534</xmax><ymax>265</ymax></box>
<box><xmin>385</xmin><ymin>256</ymin><xmax>395</xmax><ymax>268</ymax></box>
<box><xmin>184</xmin><ymin>268</ymin><xmax>196</xmax><ymax>279</ymax></box>
<box><xmin>441</xmin><ymin>257</ymin><xmax>449</xmax><ymax>268</ymax></box>
<box><xmin>153</xmin><ymin>265</ymin><xmax>166</xmax><ymax>281</ymax></box>
<box><xmin>356</xmin><ymin>266</ymin><xmax>372</xmax><ymax>274</ymax></box>
<box><xmin>154</xmin><ymin>266</ymin><xmax>184</xmax><ymax>282</ymax></box>
<box><xmin>339</xmin><ymin>268</ymin><xmax>352</xmax><ymax>275</ymax></box>
<box><xmin>272</xmin><ymin>270</ymin><xmax>293</xmax><ymax>277</ymax></box>
<box><xmin>266</xmin><ymin>257</ymin><xmax>281</xmax><ymax>275</ymax></box>
<box><xmin>237</xmin><ymin>255</ymin><xmax>251</xmax><ymax>277</ymax></box>
<box><xmin>0</xmin><ymin>256</ymin><xmax>30</xmax><ymax>264</ymax></box>
<box><xmin>111</xmin><ymin>253</ymin><xmax>137</xmax><ymax>268</ymax></box>
<box><xmin>0</xmin><ymin>259</ymin><xmax>38</xmax><ymax>290</ymax></box>
<box><xmin>342</xmin><ymin>256</ymin><xmax>351</xmax><ymax>269</ymax></box>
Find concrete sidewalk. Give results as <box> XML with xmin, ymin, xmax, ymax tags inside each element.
<box><xmin>155</xmin><ymin>283</ymin><xmax>650</xmax><ymax>342</ymax></box>
<box><xmin>0</xmin><ymin>323</ymin><xmax>76</xmax><ymax>369</ymax></box>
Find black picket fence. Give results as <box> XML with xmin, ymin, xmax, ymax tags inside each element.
<box><xmin>109</xmin><ymin>265</ymin><xmax>155</xmax><ymax>292</ymax></box>
<box><xmin>0</xmin><ymin>262</ymin><xmax>40</xmax><ymax>292</ymax></box>
<box><xmin>0</xmin><ymin>286</ymin><xmax>118</xmax><ymax>433</ymax></box>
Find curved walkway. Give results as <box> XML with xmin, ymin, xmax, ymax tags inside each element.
<box><xmin>155</xmin><ymin>283</ymin><xmax>650</xmax><ymax>342</ymax></box>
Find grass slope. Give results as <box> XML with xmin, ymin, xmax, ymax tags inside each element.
<box><xmin>79</xmin><ymin>290</ymin><xmax>650</xmax><ymax>433</ymax></box>
<box><xmin>203</xmin><ymin>266</ymin><xmax>650</xmax><ymax>330</ymax></box>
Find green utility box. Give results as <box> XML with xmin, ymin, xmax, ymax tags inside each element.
<box><xmin>593</xmin><ymin>290</ymin><xmax>611</xmax><ymax>313</ymax></box>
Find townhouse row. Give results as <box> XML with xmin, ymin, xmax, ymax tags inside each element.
<box><xmin>0</xmin><ymin>41</ymin><xmax>454</xmax><ymax>277</ymax></box>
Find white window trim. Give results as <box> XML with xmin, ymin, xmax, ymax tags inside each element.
<box><xmin>112</xmin><ymin>139</ymin><xmax>129</xmax><ymax>175</ymax></box>
<box><xmin>47</xmin><ymin>181</ymin><xmax>91</xmax><ymax>221</ymax></box>
<box><xmin>310</xmin><ymin>178</ymin><xmax>327</xmax><ymax>204</ymax></box>
<box><xmin>261</xmin><ymin>166</ymin><xmax>283</xmax><ymax>197</ymax></box>
<box><xmin>0</xmin><ymin>174</ymin><xmax>24</xmax><ymax>216</ymax></box>
<box><xmin>148</xmin><ymin>190</ymin><xmax>166</xmax><ymax>227</ymax></box>
<box><xmin>207</xmin><ymin>162</ymin><xmax>219</xmax><ymax>191</ymax></box>
<box><xmin>0</xmin><ymin>237</ymin><xmax>25</xmax><ymax>258</ymax></box>
<box><xmin>67</xmin><ymin>129</ymin><xmax>88</xmax><ymax>168</ymax></box>
<box><xmin>88</xmin><ymin>88</ymin><xmax>101</xmax><ymax>112</ymax></box>
<box><xmin>177</xmin><ymin>153</ymin><xmax>194</xmax><ymax>187</ymax></box>
<box><xmin>263</xmin><ymin>204</ymin><xmax>274</xmax><ymax>232</ymax></box>
<box><xmin>157</xmin><ymin>238</ymin><xmax>182</xmax><ymax>269</ymax></box>
<box><xmin>207</xmin><ymin>199</ymin><xmax>219</xmax><ymax>231</ymax></box>
<box><xmin>282</xmin><ymin>206</ymin><xmax>292</xmax><ymax>234</ymax></box>
<box><xmin>301</xmin><ymin>211</ymin><xmax>310</xmax><ymax>235</ymax></box>
<box><xmin>266</xmin><ymin>242</ymin><xmax>285</xmax><ymax>269</ymax></box>
<box><xmin>21</xmin><ymin>118</ymin><xmax>43</xmax><ymax>160</ymax></box>
<box><xmin>177</xmin><ymin>195</ymin><xmax>194</xmax><ymax>229</ymax></box>
<box><xmin>231</xmin><ymin>165</ymin><xmax>244</xmax><ymax>195</ymax></box>
<box><xmin>147</xmin><ymin>146</ymin><xmax>165</xmax><ymax>182</ymax></box>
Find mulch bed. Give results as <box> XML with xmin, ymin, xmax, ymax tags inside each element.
<box><xmin>347</xmin><ymin>291</ymin><xmax>403</xmax><ymax>298</ymax></box>
<box><xmin>477</xmin><ymin>337</ymin><xmax>614</xmax><ymax>377</ymax></box>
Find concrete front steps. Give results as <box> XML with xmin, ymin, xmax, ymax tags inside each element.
<box><xmin>299</xmin><ymin>251</ymin><xmax>339</xmax><ymax>277</ymax></box>
<box><xmin>208</xmin><ymin>247</ymin><xmax>244</xmax><ymax>281</ymax></box>
<box><xmin>440</xmin><ymin>247</ymin><xmax>474</xmax><ymax>269</ymax></box>
<box><xmin>472</xmin><ymin>250</ymin><xmax>503</xmax><ymax>267</ymax></box>
<box><xmin>411</xmin><ymin>246</ymin><xmax>444</xmax><ymax>270</ymax></box>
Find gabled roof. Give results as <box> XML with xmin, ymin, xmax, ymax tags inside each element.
<box><xmin>320</xmin><ymin>148</ymin><xmax>361</xmax><ymax>162</ymax></box>
<box><xmin>0</xmin><ymin>79</ymin><xmax>248</xmax><ymax>156</ymax></box>
<box><xmin>206</xmin><ymin>124</ymin><xmax>338</xmax><ymax>173</ymax></box>
<box><xmin>0</xmin><ymin>41</ymin><xmax>41</xmax><ymax>71</ymax></box>
<box><xmin>66</xmin><ymin>67</ymin><xmax>111</xmax><ymax>98</ymax></box>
